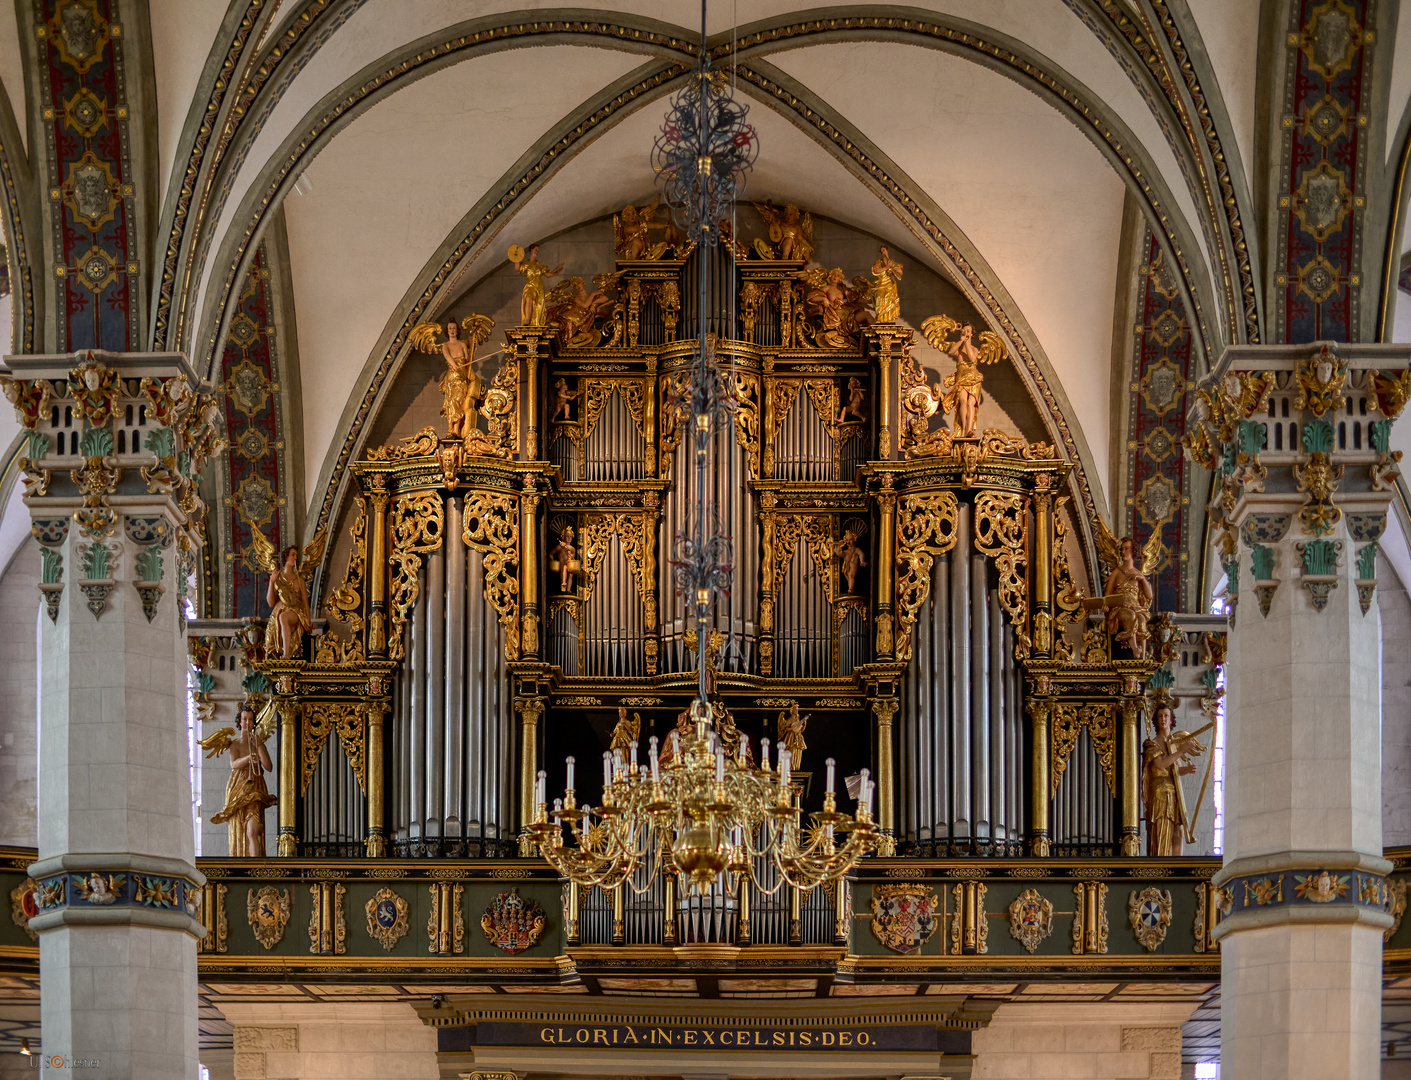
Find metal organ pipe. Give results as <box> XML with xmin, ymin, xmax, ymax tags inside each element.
<box><xmin>950</xmin><ymin>504</ymin><xmax>971</xmax><ymax>846</ymax></box>
<box><xmin>445</xmin><ymin>499</ymin><xmax>465</xmax><ymax>837</ymax></box>
<box><xmin>971</xmin><ymin>553</ymin><xmax>989</xmax><ymax>848</ymax></box>
<box><xmin>989</xmin><ymin>592</ymin><xmax>1005</xmax><ymax>847</ymax></box>
<box><xmin>425</xmin><ymin>546</ymin><xmax>446</xmax><ymax>839</ymax></box>
<box><xmin>409</xmin><ymin>568</ymin><xmax>427</xmax><ymax>840</ymax></box>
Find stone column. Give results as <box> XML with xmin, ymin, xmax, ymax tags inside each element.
<box><xmin>1186</xmin><ymin>342</ymin><xmax>1410</xmax><ymax>1079</ymax></box>
<box><xmin>2</xmin><ymin>351</ymin><xmax>224</xmax><ymax>1078</ymax></box>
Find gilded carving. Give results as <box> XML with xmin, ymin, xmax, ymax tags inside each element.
<box><xmin>973</xmin><ymin>491</ymin><xmax>1028</xmax><ymax>631</ymax></box>
<box><xmin>1127</xmin><ymin>887</ymin><xmax>1172</xmax><ymax>952</ymax></box>
<box><xmin>868</xmin><ymin>884</ymin><xmax>938</xmax><ymax>954</ymax></box>
<box><xmin>365</xmin><ymin>887</ymin><xmax>410</xmax><ymax>951</ymax></box>
<box><xmin>461</xmin><ymin>492</ymin><xmax>522</xmax><ymax>660</ymax></box>
<box><xmin>387</xmin><ymin>491</ymin><xmax>445</xmax><ymax>662</ymax></box>
<box><xmin>300</xmin><ymin>703</ymin><xmax>367</xmax><ymax>796</ymax></box>
<box><xmin>894</xmin><ymin>492</ymin><xmax>960</xmax><ymax>659</ymax></box>
<box><xmin>308</xmin><ymin>883</ymin><xmax>347</xmax><ymax>955</ymax></box>
<box><xmin>1007</xmin><ymin>888</ymin><xmax>1054</xmax><ymax>953</ymax></box>
<box><xmin>247</xmin><ymin>886</ymin><xmax>291</xmax><ymax>950</ymax></box>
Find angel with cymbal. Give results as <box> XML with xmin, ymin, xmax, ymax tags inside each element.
<box><xmin>509</xmin><ymin>243</ymin><xmax>563</xmax><ymax>326</ymax></box>
<box><xmin>251</xmin><ymin>524</ymin><xmax>327</xmax><ymax>660</ymax></box>
<box><xmin>200</xmin><ymin>700</ymin><xmax>278</xmax><ymax>857</ymax></box>
<box><xmin>753</xmin><ymin>201</ymin><xmax>814</xmax><ymax>263</ymax></box>
<box><xmin>409</xmin><ymin>314</ymin><xmax>496</xmax><ymax>439</ymax></box>
<box><xmin>1084</xmin><ymin>522</ymin><xmax>1162</xmax><ymax>660</ymax></box>
<box><xmin>920</xmin><ymin>315</ymin><xmax>1007</xmax><ymax>438</ymax></box>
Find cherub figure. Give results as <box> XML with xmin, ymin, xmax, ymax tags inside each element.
<box><xmin>870</xmin><ymin>246</ymin><xmax>904</xmax><ymax>323</ymax></box>
<box><xmin>546</xmin><ymin>273</ymin><xmax>620</xmax><ymax>349</ymax></box>
<box><xmin>409</xmin><ymin>314</ymin><xmax>496</xmax><ymax>439</ymax></box>
<box><xmin>753</xmin><ymin>201</ymin><xmax>815</xmax><ymax>262</ymax></box>
<box><xmin>610</xmin><ymin>707</ymin><xmax>642</xmax><ymax>757</ymax></box>
<box><xmin>201</xmin><ymin>700</ymin><xmax>279</xmax><ymax>857</ymax></box>
<box><xmin>920</xmin><ymin>315</ymin><xmax>1007</xmax><ymax>438</ymax></box>
<box><xmin>250</xmin><ymin>524</ymin><xmax>327</xmax><ymax>660</ymax></box>
<box><xmin>1142</xmin><ymin>704</ymin><xmax>1203</xmax><ymax>857</ymax></box>
<box><xmin>777</xmin><ymin>701</ymin><xmax>809</xmax><ymax>771</ymax></box>
<box><xmin>548</xmin><ymin>526</ymin><xmax>578</xmax><ymax>594</ymax></box>
<box><xmin>509</xmin><ymin>243</ymin><xmax>563</xmax><ymax>326</ymax></box>
<box><xmin>552</xmin><ymin>378</ymin><xmax>581</xmax><ymax>422</ymax></box>
<box><xmin>838</xmin><ymin>377</ymin><xmax>866</xmax><ymax>423</ymax></box>
<box><xmin>834</xmin><ymin>528</ymin><xmax>867</xmax><ymax>594</ymax></box>
<box><xmin>614</xmin><ymin>198</ymin><xmax>675</xmax><ymax>260</ymax></box>
<box><xmin>1087</xmin><ymin>521</ymin><xmax>1161</xmax><ymax>660</ymax></box>
<box><xmin>798</xmin><ymin>267</ymin><xmax>871</xmax><ymax>348</ymax></box>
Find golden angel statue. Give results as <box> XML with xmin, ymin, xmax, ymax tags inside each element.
<box><xmin>777</xmin><ymin>701</ymin><xmax>809</xmax><ymax>771</ymax></box>
<box><xmin>920</xmin><ymin>315</ymin><xmax>1007</xmax><ymax>438</ymax></box>
<box><xmin>201</xmin><ymin>700</ymin><xmax>278</xmax><ymax>857</ymax></box>
<box><xmin>409</xmin><ymin>314</ymin><xmax>495</xmax><ymax>439</ymax></box>
<box><xmin>833</xmin><ymin>527</ymin><xmax>867</xmax><ymax>594</ymax></box>
<box><xmin>610</xmin><ymin>707</ymin><xmax>641</xmax><ymax>756</ymax></box>
<box><xmin>546</xmin><ymin>273</ymin><xmax>620</xmax><ymax>349</ymax></box>
<box><xmin>1142</xmin><ymin>702</ymin><xmax>1207</xmax><ymax>857</ymax></box>
<box><xmin>508</xmin><ymin>243</ymin><xmax>563</xmax><ymax>326</ymax></box>
<box><xmin>753</xmin><ymin>201</ymin><xmax>814</xmax><ymax>262</ymax></box>
<box><xmin>870</xmin><ymin>245</ymin><xmax>904</xmax><ymax>323</ymax></box>
<box><xmin>798</xmin><ymin>266</ymin><xmax>871</xmax><ymax>348</ymax></box>
<box><xmin>1085</xmin><ymin>521</ymin><xmax>1162</xmax><ymax>660</ymax></box>
<box><xmin>614</xmin><ymin>196</ymin><xmax>674</xmax><ymax>260</ymax></box>
<box><xmin>251</xmin><ymin>524</ymin><xmax>327</xmax><ymax>660</ymax></box>
<box><xmin>551</xmin><ymin>377</ymin><xmax>581</xmax><ymax>422</ymax></box>
<box><xmin>837</xmin><ymin>376</ymin><xmax>867</xmax><ymax>423</ymax></box>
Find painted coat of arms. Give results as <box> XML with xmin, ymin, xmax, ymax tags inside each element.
<box><xmin>365</xmin><ymin>888</ymin><xmax>410</xmax><ymax>951</ymax></box>
<box><xmin>1128</xmin><ymin>886</ymin><xmax>1172</xmax><ymax>951</ymax></box>
<box><xmin>480</xmin><ymin>890</ymin><xmax>546</xmax><ymax>954</ymax></box>
<box><xmin>247</xmin><ymin>886</ymin><xmax>291</xmax><ymax>950</ymax></box>
<box><xmin>868</xmin><ymin>884</ymin><xmax>939</xmax><ymax>954</ymax></box>
<box><xmin>1007</xmin><ymin>888</ymin><xmax>1054</xmax><ymax>953</ymax></box>
<box><xmin>10</xmin><ymin>878</ymin><xmax>38</xmax><ymax>941</ymax></box>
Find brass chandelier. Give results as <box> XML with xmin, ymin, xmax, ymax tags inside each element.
<box><xmin>526</xmin><ymin>1</ymin><xmax>877</xmax><ymax>895</ymax></box>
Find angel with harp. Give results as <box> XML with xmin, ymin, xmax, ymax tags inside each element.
<box><xmin>920</xmin><ymin>315</ymin><xmax>1007</xmax><ymax>438</ymax></box>
<box><xmin>251</xmin><ymin>524</ymin><xmax>327</xmax><ymax>660</ymax></box>
<box><xmin>1142</xmin><ymin>701</ymin><xmax>1213</xmax><ymax>857</ymax></box>
<box><xmin>409</xmin><ymin>314</ymin><xmax>496</xmax><ymax>440</ymax></box>
<box><xmin>1083</xmin><ymin>521</ymin><xmax>1162</xmax><ymax>660</ymax></box>
<box><xmin>752</xmin><ymin>201</ymin><xmax>814</xmax><ymax>263</ymax></box>
<box><xmin>200</xmin><ymin>699</ymin><xmax>278</xmax><ymax>856</ymax></box>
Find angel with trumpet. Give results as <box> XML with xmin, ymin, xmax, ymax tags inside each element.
<box><xmin>920</xmin><ymin>315</ymin><xmax>1007</xmax><ymax>438</ymax></box>
<box><xmin>409</xmin><ymin>314</ymin><xmax>496</xmax><ymax>439</ymax></box>
<box><xmin>200</xmin><ymin>700</ymin><xmax>278</xmax><ymax>857</ymax></box>
<box><xmin>1083</xmin><ymin>522</ymin><xmax>1162</xmax><ymax>660</ymax></box>
<box><xmin>250</xmin><ymin>524</ymin><xmax>327</xmax><ymax>660</ymax></box>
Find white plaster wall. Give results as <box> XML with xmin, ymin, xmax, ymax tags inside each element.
<box><xmin>1383</xmin><ymin>574</ymin><xmax>1411</xmax><ymax>846</ymax></box>
<box><xmin>0</xmin><ymin>534</ymin><xmax>37</xmax><ymax>846</ymax></box>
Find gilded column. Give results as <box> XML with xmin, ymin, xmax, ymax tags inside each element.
<box><xmin>643</xmin><ymin>492</ymin><xmax>661</xmax><ymax>675</ymax></box>
<box><xmin>1031</xmin><ymin>474</ymin><xmax>1054</xmax><ymax>659</ymax></box>
<box><xmin>1118</xmin><ymin>693</ymin><xmax>1141</xmax><ymax>856</ymax></box>
<box><xmin>871</xmin><ymin>699</ymin><xmax>899</xmax><ymax>856</ymax></box>
<box><xmin>516</xmin><ymin>697</ymin><xmax>545</xmax><ymax>855</ymax></box>
<box><xmin>521</xmin><ymin>479</ymin><xmax>542</xmax><ymax>660</ymax></box>
<box><xmin>277</xmin><ymin>700</ymin><xmax>299</xmax><ymax>857</ymax></box>
<box><xmin>364</xmin><ymin>700</ymin><xmax>389</xmax><ymax>856</ymax></box>
<box><xmin>1026</xmin><ymin>695</ymin><xmax>1052</xmax><ymax>856</ymax></box>
<box><xmin>758</xmin><ymin>500</ymin><xmax>777</xmax><ymax>676</ymax></box>
<box><xmin>366</xmin><ymin>476</ymin><xmax>390</xmax><ymax>661</ymax></box>
<box><xmin>874</xmin><ymin>476</ymin><xmax>897</xmax><ymax>660</ymax></box>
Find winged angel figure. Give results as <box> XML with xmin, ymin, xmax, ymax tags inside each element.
<box><xmin>797</xmin><ymin>267</ymin><xmax>871</xmax><ymax>348</ymax></box>
<box><xmin>250</xmin><ymin>524</ymin><xmax>327</xmax><ymax>660</ymax></box>
<box><xmin>546</xmin><ymin>272</ymin><xmax>623</xmax><ymax>349</ymax></box>
<box><xmin>920</xmin><ymin>315</ymin><xmax>1007</xmax><ymax>438</ymax></box>
<box><xmin>753</xmin><ymin>201</ymin><xmax>815</xmax><ymax>263</ymax></box>
<box><xmin>1084</xmin><ymin>519</ymin><xmax>1163</xmax><ymax>660</ymax></box>
<box><xmin>614</xmin><ymin>195</ymin><xmax>676</xmax><ymax>260</ymax></box>
<box><xmin>199</xmin><ymin>699</ymin><xmax>279</xmax><ymax>857</ymax></box>
<box><xmin>409</xmin><ymin>315</ymin><xmax>496</xmax><ymax>439</ymax></box>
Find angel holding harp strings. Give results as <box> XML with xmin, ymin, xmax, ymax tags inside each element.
<box><xmin>753</xmin><ymin>201</ymin><xmax>814</xmax><ymax>263</ymax></box>
<box><xmin>920</xmin><ymin>315</ymin><xmax>1007</xmax><ymax>438</ymax></box>
<box><xmin>250</xmin><ymin>524</ymin><xmax>327</xmax><ymax>661</ymax></box>
<box><xmin>409</xmin><ymin>314</ymin><xmax>496</xmax><ymax>439</ymax></box>
<box><xmin>1142</xmin><ymin>701</ymin><xmax>1214</xmax><ymax>857</ymax></box>
<box><xmin>200</xmin><ymin>699</ymin><xmax>278</xmax><ymax>857</ymax></box>
<box><xmin>1083</xmin><ymin>522</ymin><xmax>1162</xmax><ymax>660</ymax></box>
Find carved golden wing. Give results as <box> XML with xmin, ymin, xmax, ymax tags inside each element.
<box><xmin>639</xmin><ymin>194</ymin><xmax>662</xmax><ymax>222</ymax></box>
<box><xmin>1140</xmin><ymin>529</ymin><xmax>1164</xmax><ymax>577</ymax></box>
<box><xmin>798</xmin><ymin>211</ymin><xmax>815</xmax><ymax>261</ymax></box>
<box><xmin>592</xmin><ymin>270</ymin><xmax>625</xmax><ymax>292</ymax></box>
<box><xmin>920</xmin><ymin>314</ymin><xmax>961</xmax><ymax>353</ymax></box>
<box><xmin>796</xmin><ymin>267</ymin><xmax>832</xmax><ymax>288</ymax></box>
<box><xmin>253</xmin><ymin>701</ymin><xmax>279</xmax><ymax>744</ymax></box>
<box><xmin>976</xmin><ymin>330</ymin><xmax>1007</xmax><ymax>366</ymax></box>
<box><xmin>297</xmin><ymin>529</ymin><xmax>328</xmax><ymax>580</ymax></box>
<box><xmin>1093</xmin><ymin>516</ymin><xmax>1122</xmax><ymax>576</ymax></box>
<box><xmin>408</xmin><ymin>322</ymin><xmax>444</xmax><ymax>354</ymax></box>
<box><xmin>198</xmin><ymin>727</ymin><xmax>236</xmax><ymax>759</ymax></box>
<box><xmin>248</xmin><ymin>523</ymin><xmax>279</xmax><ymax>575</ymax></box>
<box><xmin>752</xmin><ymin>200</ymin><xmax>781</xmax><ymax>230</ymax></box>
<box><xmin>546</xmin><ymin>279</ymin><xmax>578</xmax><ymax>307</ymax></box>
<box><xmin>460</xmin><ymin>313</ymin><xmax>495</xmax><ymax>347</ymax></box>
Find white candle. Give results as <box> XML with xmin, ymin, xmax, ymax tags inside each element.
<box><xmin>649</xmin><ymin>737</ymin><xmax>660</xmax><ymax>781</ymax></box>
<box><xmin>671</xmin><ymin>731</ymin><xmax>680</xmax><ymax>759</ymax></box>
<box><xmin>739</xmin><ymin>734</ymin><xmax>749</xmax><ymax>764</ymax></box>
<box><xmin>826</xmin><ymin>757</ymin><xmax>836</xmax><ymax>793</ymax></box>
<box><xmin>760</xmin><ymin>738</ymin><xmax>771</xmax><ymax>771</ymax></box>
<box><xmin>715</xmin><ymin>747</ymin><xmax>725</xmax><ymax>783</ymax></box>
<box><xmin>565</xmin><ymin>756</ymin><xmax>575</xmax><ymax>791</ymax></box>
<box><xmin>603</xmin><ymin>751</ymin><xmax>612</xmax><ymax>787</ymax></box>
<box><xmin>779</xmin><ymin>748</ymin><xmax>791</xmax><ymax>788</ymax></box>
<box><xmin>629</xmin><ymin>740</ymin><xmax>638</xmax><ymax>768</ymax></box>
<box><xmin>536</xmin><ymin>770</ymin><xmax>546</xmax><ymax>807</ymax></box>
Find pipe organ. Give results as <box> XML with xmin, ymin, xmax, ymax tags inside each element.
<box><xmin>255</xmin><ymin>218</ymin><xmax>1170</xmax><ymax>935</ymax></box>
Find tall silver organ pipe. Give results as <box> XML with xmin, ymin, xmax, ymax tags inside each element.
<box><xmin>659</xmin><ymin>421</ymin><xmax>758</xmax><ymax>673</ymax></box>
<box><xmin>304</xmin><ymin>722</ymin><xmax>364</xmax><ymax>856</ymax></box>
<box><xmin>584</xmin><ymin>388</ymin><xmax>645</xmax><ymax>481</ymax></box>
<box><xmin>774</xmin><ymin>534</ymin><xmax>829</xmax><ymax>678</ymax></box>
<box><xmin>1053</xmin><ymin>727</ymin><xmax>1114</xmax><ymax>853</ymax></box>
<box><xmin>391</xmin><ymin>497</ymin><xmax>516</xmax><ymax>857</ymax></box>
<box><xmin>584</xmin><ymin>534</ymin><xmax>645</xmax><ymax>677</ymax></box>
<box><xmin>774</xmin><ymin>393</ymin><xmax>833</xmax><ymax>482</ymax></box>
<box><xmin>899</xmin><ymin>501</ymin><xmax>1027</xmax><ymax>856</ymax></box>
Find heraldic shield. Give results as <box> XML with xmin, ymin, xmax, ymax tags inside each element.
<box><xmin>481</xmin><ymin>889</ymin><xmax>547</xmax><ymax>954</ymax></box>
<box><xmin>868</xmin><ymin>884</ymin><xmax>939</xmax><ymax>954</ymax></box>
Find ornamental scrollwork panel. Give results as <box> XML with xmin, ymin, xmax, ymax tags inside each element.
<box><xmin>973</xmin><ymin>491</ymin><xmax>1028</xmax><ymax>628</ymax></box>
<box><xmin>1048</xmin><ymin>703</ymin><xmax>1114</xmax><ymax>798</ymax></box>
<box><xmin>387</xmin><ymin>491</ymin><xmax>445</xmax><ymax>661</ymax></box>
<box><xmin>300</xmin><ymin>703</ymin><xmax>367</xmax><ymax>796</ymax></box>
<box><xmin>461</xmin><ymin>492</ymin><xmax>522</xmax><ymax>662</ymax></box>
<box><xmin>894</xmin><ymin>492</ymin><xmax>960</xmax><ymax>660</ymax></box>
